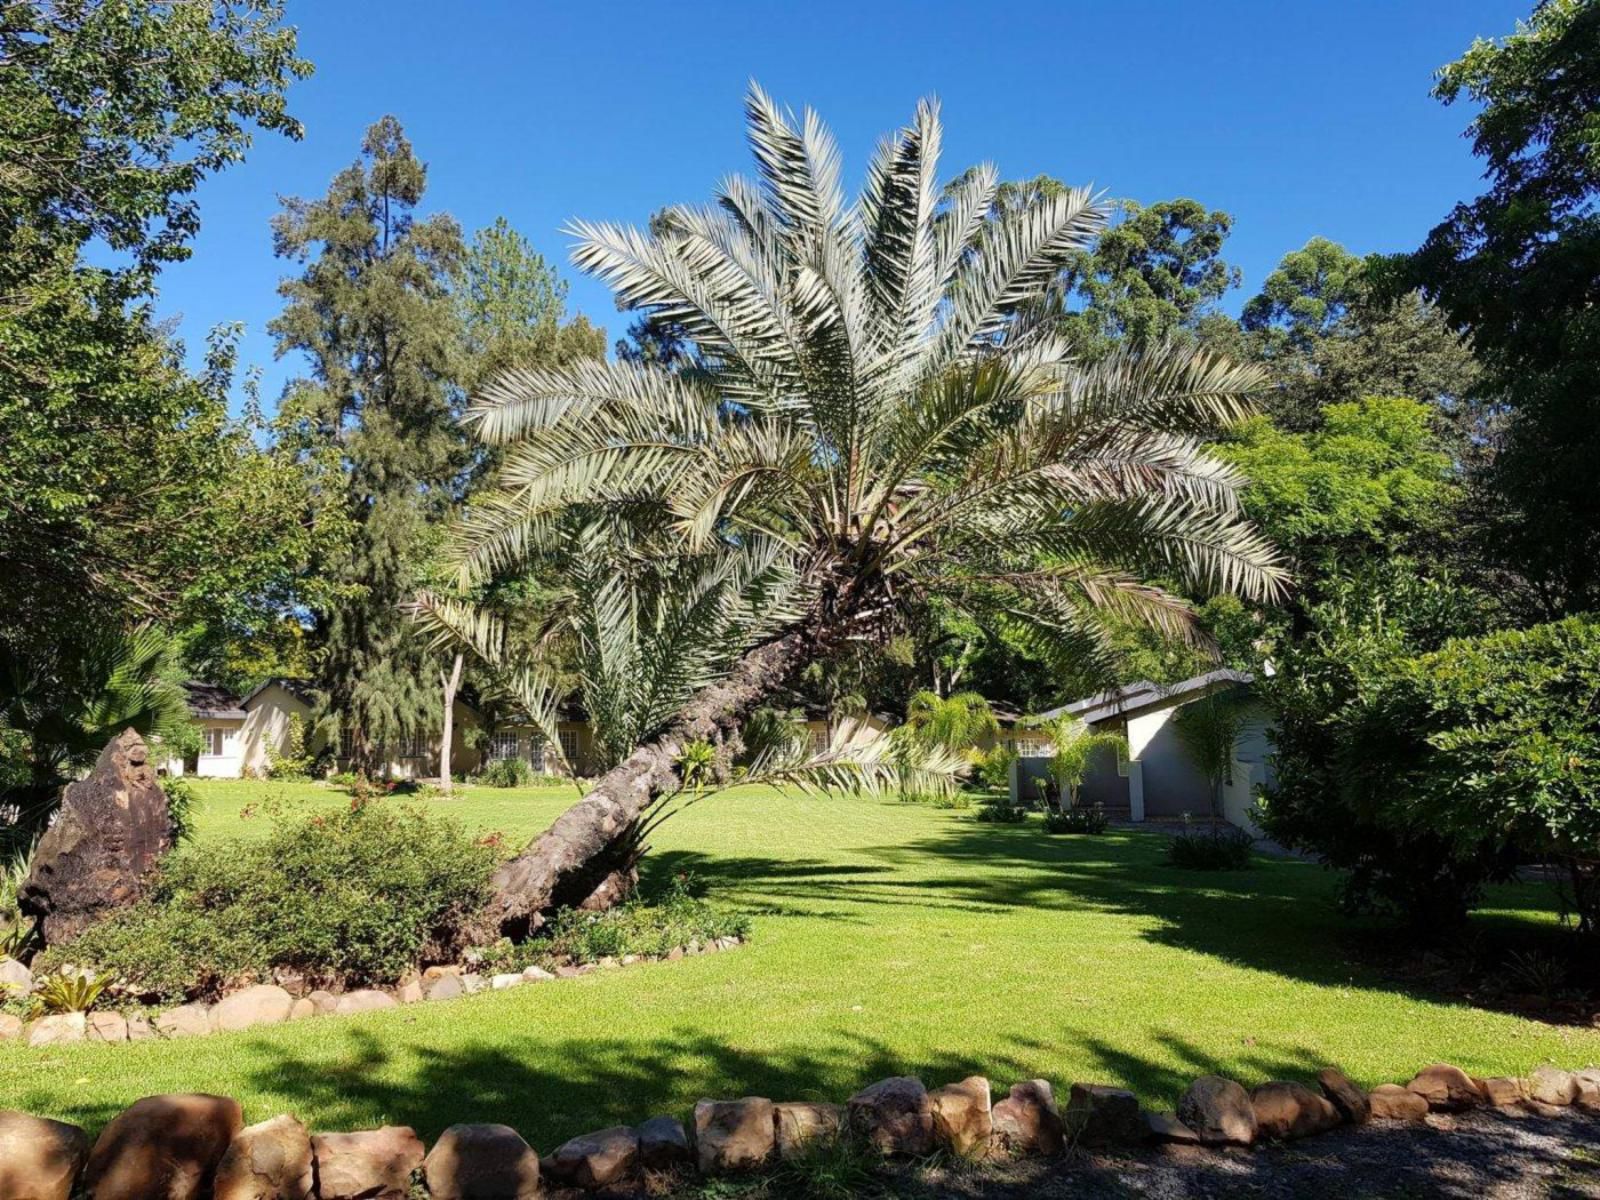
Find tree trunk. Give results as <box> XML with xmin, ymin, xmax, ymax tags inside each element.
<box><xmin>439</xmin><ymin>652</ymin><xmax>463</xmax><ymax>795</ymax></box>
<box><xmin>488</xmin><ymin>627</ymin><xmax>813</xmax><ymax>938</ymax></box>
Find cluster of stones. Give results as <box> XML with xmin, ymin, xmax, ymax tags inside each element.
<box><xmin>4</xmin><ymin>1060</ymin><xmax>1596</xmax><ymax>1200</ymax></box>
<box><xmin>0</xmin><ymin>937</ymin><xmax>745</xmax><ymax>1049</ymax></box>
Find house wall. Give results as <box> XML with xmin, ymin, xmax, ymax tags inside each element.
<box><xmin>239</xmin><ymin>683</ymin><xmax>313</xmax><ymax>776</ymax></box>
<box><xmin>803</xmin><ymin>714</ymin><xmax>890</xmax><ymax>754</ymax></box>
<box><xmin>484</xmin><ymin>719</ymin><xmax>596</xmax><ymax>777</ymax></box>
<box><xmin>191</xmin><ymin>718</ymin><xmax>246</xmax><ymax>778</ymax></box>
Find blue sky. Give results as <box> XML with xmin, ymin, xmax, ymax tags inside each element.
<box><xmin>154</xmin><ymin>0</ymin><xmax>1525</xmax><ymax>409</ymax></box>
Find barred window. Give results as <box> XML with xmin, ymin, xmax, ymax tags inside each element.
<box><xmin>558</xmin><ymin>728</ymin><xmax>580</xmax><ymax>766</ymax></box>
<box><xmin>489</xmin><ymin>731</ymin><xmax>519</xmax><ymax>762</ymax></box>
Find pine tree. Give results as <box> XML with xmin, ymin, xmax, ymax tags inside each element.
<box><xmin>271</xmin><ymin>116</ymin><xmax>465</xmax><ymax>772</ymax></box>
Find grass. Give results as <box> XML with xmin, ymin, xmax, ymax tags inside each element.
<box><xmin>4</xmin><ymin>778</ymin><xmax>1597</xmax><ymax>1151</ymax></box>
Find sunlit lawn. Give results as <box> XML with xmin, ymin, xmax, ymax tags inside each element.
<box><xmin>4</xmin><ymin>777</ymin><xmax>1597</xmax><ymax>1151</ymax></box>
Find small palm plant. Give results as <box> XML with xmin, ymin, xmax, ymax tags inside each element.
<box><xmin>1036</xmin><ymin>714</ymin><xmax>1126</xmax><ymax>813</ymax></box>
<box><xmin>901</xmin><ymin>691</ymin><xmax>1000</xmax><ymax>755</ymax></box>
<box><xmin>29</xmin><ymin>968</ymin><xmax>112</xmax><ymax>1017</ymax></box>
<box><xmin>1172</xmin><ymin>692</ymin><xmax>1248</xmax><ymax>826</ymax></box>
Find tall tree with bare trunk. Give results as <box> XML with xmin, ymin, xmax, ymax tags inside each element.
<box><xmin>445</xmin><ymin>88</ymin><xmax>1288</xmax><ymax>936</ymax></box>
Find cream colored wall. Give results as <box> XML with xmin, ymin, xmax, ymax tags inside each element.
<box><xmin>240</xmin><ymin>684</ymin><xmax>312</xmax><ymax>776</ymax></box>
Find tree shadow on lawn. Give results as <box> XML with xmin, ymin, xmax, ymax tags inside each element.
<box><xmin>648</xmin><ymin>823</ymin><xmax>1572</xmax><ymax>1020</ymax></box>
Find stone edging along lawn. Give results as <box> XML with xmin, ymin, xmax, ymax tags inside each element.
<box><xmin>3</xmin><ymin>1058</ymin><xmax>1598</xmax><ymax>1199</ymax></box>
<box><xmin>3</xmin><ymin>935</ymin><xmax>746</xmax><ymax>1048</ymax></box>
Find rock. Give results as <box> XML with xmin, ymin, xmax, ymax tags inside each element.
<box><xmin>156</xmin><ymin>1003</ymin><xmax>212</xmax><ymax>1039</ymax></box>
<box><xmin>0</xmin><ymin>957</ymin><xmax>32</xmax><ymax>989</ymax></box>
<box><xmin>1369</xmin><ymin>1084</ymin><xmax>1430</xmax><ymax>1121</ymax></box>
<box><xmin>990</xmin><ymin>1080</ymin><xmax>1065</xmax><ymax>1156</ymax></box>
<box><xmin>421</xmin><ymin>965</ymin><xmax>459</xmax><ymax>983</ymax></box>
<box><xmin>423</xmin><ymin>1123</ymin><xmax>540</xmax><ymax>1200</ymax></box>
<box><xmin>87</xmin><ymin>1011</ymin><xmax>128</xmax><ymax>1043</ymax></box>
<box><xmin>1250</xmin><ymin>1081</ymin><xmax>1341</xmax><ymax>1140</ymax></box>
<box><xmin>287</xmin><ymin>998</ymin><xmax>316</xmax><ymax>1022</ymax></box>
<box><xmin>1065</xmin><ymin>1083</ymin><xmax>1145</xmax><ymax>1147</ymax></box>
<box><xmin>211</xmin><ymin>985</ymin><xmax>294</xmax><ymax>1033</ymax></box>
<box><xmin>214</xmin><ymin>1114</ymin><xmax>313</xmax><ymax>1200</ymax></box>
<box><xmin>333</xmin><ymin>990</ymin><xmax>396</xmax><ymax>1016</ymax></box>
<box><xmin>0</xmin><ymin>1109</ymin><xmax>90</xmax><ymax>1200</ymax></box>
<box><xmin>20</xmin><ymin>730</ymin><xmax>174</xmax><ymax>945</ymax></box>
<box><xmin>554</xmin><ymin>965</ymin><xmax>582</xmax><ymax>979</ymax></box>
<box><xmin>1528</xmin><ymin>1065</ymin><xmax>1579</xmax><ymax>1106</ymax></box>
<box><xmin>520</xmin><ymin>966</ymin><xmax>554</xmax><ymax>983</ymax></box>
<box><xmin>1405</xmin><ymin>1064</ymin><xmax>1482</xmax><ymax>1112</ymax></box>
<box><xmin>461</xmin><ymin>973</ymin><xmax>485</xmax><ymax>993</ymax></box>
<box><xmin>125</xmin><ymin>1016</ymin><xmax>154</xmax><ymax>1042</ymax></box>
<box><xmin>692</xmin><ymin>1098</ymin><xmax>775</xmax><ymax>1174</ymax></box>
<box><xmin>928</xmin><ymin>1076</ymin><xmax>992</xmax><ymax>1157</ymax></box>
<box><xmin>1145</xmin><ymin>1111</ymin><xmax>1200</xmax><ymax>1144</ymax></box>
<box><xmin>307</xmin><ymin>990</ymin><xmax>338</xmax><ymax>1015</ymax></box>
<box><xmin>1316</xmin><ymin>1067</ymin><xmax>1369</xmax><ymax>1125</ymax></box>
<box><xmin>1479</xmin><ymin>1076</ymin><xmax>1525</xmax><ymax>1108</ymax></box>
<box><xmin>635</xmin><ymin>1115</ymin><xmax>690</xmax><ymax>1170</ymax></box>
<box><xmin>490</xmin><ymin>973</ymin><xmax>522</xmax><ymax>991</ymax></box>
<box><xmin>85</xmin><ymin>1094</ymin><xmax>243</xmax><ymax>1200</ymax></box>
<box><xmin>547</xmin><ymin>1125</ymin><xmax>637</xmax><ymax>1189</ymax></box>
<box><xmin>1575</xmin><ymin>1069</ymin><xmax>1600</xmax><ymax>1111</ymax></box>
<box><xmin>773</xmin><ymin>1103</ymin><xmax>845</xmax><ymax>1160</ymax></box>
<box><xmin>1177</xmin><ymin>1076</ymin><xmax>1256</xmax><ymax>1146</ymax></box>
<box><xmin>424</xmin><ymin>974</ymin><xmax>465</xmax><ymax>1002</ymax></box>
<box><xmin>310</xmin><ymin>1128</ymin><xmax>424</xmax><ymax>1200</ymax></box>
<box><xmin>0</xmin><ymin>1013</ymin><xmax>22</xmax><ymax>1040</ymax></box>
<box><xmin>394</xmin><ymin>981</ymin><xmax>422</xmax><ymax>1005</ymax></box>
<box><xmin>27</xmin><ymin>1013</ymin><xmax>86</xmax><ymax>1047</ymax></box>
<box><xmin>848</xmin><ymin>1076</ymin><xmax>935</xmax><ymax>1156</ymax></box>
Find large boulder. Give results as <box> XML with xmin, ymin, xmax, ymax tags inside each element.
<box><xmin>423</xmin><ymin>1124</ymin><xmax>540</xmax><ymax>1200</ymax></box>
<box><xmin>20</xmin><ymin>730</ymin><xmax>174</xmax><ymax>945</ymax></box>
<box><xmin>1316</xmin><ymin>1067</ymin><xmax>1370</xmax><ymax>1125</ymax></box>
<box><xmin>1250</xmin><ymin>1082</ymin><xmax>1341</xmax><ymax>1140</ymax></box>
<box><xmin>1405</xmin><ymin>1064</ymin><xmax>1482</xmax><ymax>1112</ymax></box>
<box><xmin>1528</xmin><ymin>1065</ymin><xmax>1580</xmax><ymax>1106</ymax></box>
<box><xmin>692</xmin><ymin>1099</ymin><xmax>774</xmax><ymax>1174</ymax></box>
<box><xmin>213</xmin><ymin>1114</ymin><xmax>313</xmax><ymax>1200</ymax></box>
<box><xmin>0</xmin><ymin>1110</ymin><xmax>90</xmax><ymax>1200</ymax></box>
<box><xmin>927</xmin><ymin>1076</ymin><xmax>992</xmax><ymax>1158</ymax></box>
<box><xmin>773</xmin><ymin>1103</ymin><xmax>845</xmax><ymax>1161</ymax></box>
<box><xmin>311</xmin><ymin>1128</ymin><xmax>425</xmax><ymax>1200</ymax></box>
<box><xmin>848</xmin><ymin>1077</ymin><xmax>935</xmax><ymax>1157</ymax></box>
<box><xmin>84</xmin><ymin>1094</ymin><xmax>243</xmax><ymax>1200</ymax></box>
<box><xmin>1065</xmin><ymin>1083</ymin><xmax>1145</xmax><ymax>1147</ymax></box>
<box><xmin>990</xmin><ymin>1080</ymin><xmax>1065</xmax><ymax>1156</ymax></box>
<box><xmin>211</xmin><ymin>986</ymin><xmax>294</xmax><ymax>1034</ymax></box>
<box><xmin>545</xmin><ymin>1125</ymin><xmax>637</xmax><ymax>1189</ymax></box>
<box><xmin>1176</xmin><ymin>1076</ymin><xmax>1256</xmax><ymax>1146</ymax></box>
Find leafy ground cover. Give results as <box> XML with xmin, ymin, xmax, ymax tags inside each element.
<box><xmin>4</xmin><ymin>779</ymin><xmax>1596</xmax><ymax>1151</ymax></box>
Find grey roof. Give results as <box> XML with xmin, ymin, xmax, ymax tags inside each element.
<box><xmin>183</xmin><ymin>682</ymin><xmax>246</xmax><ymax>720</ymax></box>
<box><xmin>239</xmin><ymin>677</ymin><xmax>315</xmax><ymax>710</ymax></box>
<box><xmin>1036</xmin><ymin>668</ymin><xmax>1255</xmax><ymax>726</ymax></box>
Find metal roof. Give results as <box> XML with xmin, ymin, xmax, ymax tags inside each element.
<box><xmin>183</xmin><ymin>682</ymin><xmax>247</xmax><ymax>720</ymax></box>
<box><xmin>1035</xmin><ymin>668</ymin><xmax>1255</xmax><ymax>726</ymax></box>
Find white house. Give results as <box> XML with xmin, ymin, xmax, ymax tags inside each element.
<box><xmin>1009</xmin><ymin>669</ymin><xmax>1276</xmax><ymax>833</ymax></box>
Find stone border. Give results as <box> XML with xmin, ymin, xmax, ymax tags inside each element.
<box><xmin>2</xmin><ymin>1058</ymin><xmax>1596</xmax><ymax>1200</ymax></box>
<box><xmin>0</xmin><ymin>936</ymin><xmax>745</xmax><ymax>1048</ymax></box>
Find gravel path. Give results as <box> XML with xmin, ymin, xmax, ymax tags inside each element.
<box><xmin>912</xmin><ymin>1109</ymin><xmax>1600</xmax><ymax>1200</ymax></box>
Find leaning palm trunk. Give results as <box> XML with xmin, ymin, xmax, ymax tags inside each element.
<box><xmin>453</xmin><ymin>88</ymin><xmax>1289</xmax><ymax>935</ymax></box>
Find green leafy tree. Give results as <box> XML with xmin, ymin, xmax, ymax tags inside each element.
<box><xmin>1172</xmin><ymin>693</ymin><xmax>1247</xmax><ymax>823</ymax></box>
<box><xmin>1036</xmin><ymin>714</ymin><xmax>1124</xmax><ymax>812</ymax></box>
<box><xmin>1391</xmin><ymin>0</ymin><xmax>1600</xmax><ymax>613</ymax></box>
<box><xmin>271</xmin><ymin>117</ymin><xmax>466</xmax><ymax>772</ymax></box>
<box><xmin>454</xmin><ymin>89</ymin><xmax>1286</xmax><ymax>931</ymax></box>
<box><xmin>901</xmin><ymin>691</ymin><xmax>999</xmax><ymax>755</ymax></box>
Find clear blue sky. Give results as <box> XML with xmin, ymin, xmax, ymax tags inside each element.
<box><xmin>153</xmin><ymin>0</ymin><xmax>1525</xmax><ymax>408</ymax></box>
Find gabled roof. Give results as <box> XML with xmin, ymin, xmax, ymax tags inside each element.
<box><xmin>183</xmin><ymin>682</ymin><xmax>246</xmax><ymax>720</ymax></box>
<box><xmin>240</xmin><ymin>677</ymin><xmax>315</xmax><ymax>710</ymax></box>
<box><xmin>1036</xmin><ymin>668</ymin><xmax>1255</xmax><ymax>727</ymax></box>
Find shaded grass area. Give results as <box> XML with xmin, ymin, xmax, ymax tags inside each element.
<box><xmin>3</xmin><ymin>779</ymin><xmax>1596</xmax><ymax>1150</ymax></box>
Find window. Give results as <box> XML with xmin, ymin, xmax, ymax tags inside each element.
<box><xmin>200</xmin><ymin>727</ymin><xmax>227</xmax><ymax>757</ymax></box>
<box><xmin>528</xmin><ymin>733</ymin><xmax>546</xmax><ymax>772</ymax></box>
<box><xmin>403</xmin><ymin>730</ymin><xmax>430</xmax><ymax>759</ymax></box>
<box><xmin>488</xmin><ymin>731</ymin><xmax>519</xmax><ymax>762</ymax></box>
<box><xmin>339</xmin><ymin>727</ymin><xmax>357</xmax><ymax>763</ymax></box>
<box><xmin>558</xmin><ymin>728</ymin><xmax>580</xmax><ymax>768</ymax></box>
<box><xmin>810</xmin><ymin>724</ymin><xmax>830</xmax><ymax>754</ymax></box>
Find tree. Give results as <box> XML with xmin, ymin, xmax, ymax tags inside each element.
<box><xmin>453</xmin><ymin>88</ymin><xmax>1287</xmax><ymax>934</ymax></box>
<box><xmin>1037</xmin><ymin>714</ymin><xmax>1124</xmax><ymax>812</ymax></box>
<box><xmin>1391</xmin><ymin>0</ymin><xmax>1600</xmax><ymax>613</ymax></box>
<box><xmin>1172</xmin><ymin>693</ymin><xmax>1247</xmax><ymax>824</ymax></box>
<box><xmin>901</xmin><ymin>691</ymin><xmax>998</xmax><ymax>755</ymax></box>
<box><xmin>271</xmin><ymin>117</ymin><xmax>466</xmax><ymax>773</ymax></box>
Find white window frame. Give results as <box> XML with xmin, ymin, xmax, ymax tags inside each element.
<box><xmin>200</xmin><ymin>727</ymin><xmax>227</xmax><ymax>757</ymax></box>
<box><xmin>558</xmin><ymin>728</ymin><xmax>580</xmax><ymax>767</ymax></box>
<box><xmin>488</xmin><ymin>731</ymin><xmax>519</xmax><ymax>762</ymax></box>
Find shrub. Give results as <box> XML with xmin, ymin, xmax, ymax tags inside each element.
<box><xmin>265</xmin><ymin>714</ymin><xmax>313</xmax><ymax>780</ymax></box>
<box><xmin>30</xmin><ymin>969</ymin><xmax>111</xmax><ymax>1016</ymax></box>
<box><xmin>1166</xmin><ymin>825</ymin><xmax>1254</xmax><ymax>870</ymax></box>
<box><xmin>975</xmin><ymin>798</ymin><xmax>1029</xmax><ymax>824</ymax></box>
<box><xmin>1044</xmin><ymin>805</ymin><xmax>1108</xmax><ymax>835</ymax></box>
<box><xmin>159</xmin><ymin>776</ymin><xmax>197</xmax><ymax>844</ymax></box>
<box><xmin>478</xmin><ymin>757</ymin><xmax>533</xmax><ymax>788</ymax></box>
<box><xmin>973</xmin><ymin>745</ymin><xmax>1018</xmax><ymax>791</ymax></box>
<box><xmin>46</xmin><ymin>802</ymin><xmax>501</xmax><ymax>1000</ymax></box>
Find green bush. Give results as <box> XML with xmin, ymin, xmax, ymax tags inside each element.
<box><xmin>975</xmin><ymin>798</ymin><xmax>1029</xmax><ymax>824</ymax></box>
<box><xmin>1166</xmin><ymin>825</ymin><xmax>1254</xmax><ymax>870</ymax></box>
<box><xmin>478</xmin><ymin>757</ymin><xmax>533</xmax><ymax>788</ymax></box>
<box><xmin>973</xmin><ymin>745</ymin><xmax>1018</xmax><ymax>791</ymax></box>
<box><xmin>47</xmin><ymin>802</ymin><xmax>501</xmax><ymax>1000</ymax></box>
<box><xmin>264</xmin><ymin>714</ymin><xmax>313</xmax><ymax>780</ymax></box>
<box><xmin>159</xmin><ymin>776</ymin><xmax>197</xmax><ymax>844</ymax></box>
<box><xmin>1044</xmin><ymin>805</ymin><xmax>1108</xmax><ymax>835</ymax></box>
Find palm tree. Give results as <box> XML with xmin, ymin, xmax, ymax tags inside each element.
<box><xmin>1172</xmin><ymin>692</ymin><xmax>1249</xmax><ymax>826</ymax></box>
<box><xmin>1036</xmin><ymin>714</ymin><xmax>1126</xmax><ymax>813</ymax></box>
<box><xmin>902</xmin><ymin>691</ymin><xmax>999</xmax><ymax>755</ymax></box>
<box><xmin>454</xmin><ymin>88</ymin><xmax>1287</xmax><ymax>933</ymax></box>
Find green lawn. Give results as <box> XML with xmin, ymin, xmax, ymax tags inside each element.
<box><xmin>4</xmin><ymin>779</ymin><xmax>1596</xmax><ymax>1151</ymax></box>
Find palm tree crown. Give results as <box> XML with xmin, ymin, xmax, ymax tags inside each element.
<box><xmin>459</xmin><ymin>86</ymin><xmax>1285</xmax><ymax>679</ymax></box>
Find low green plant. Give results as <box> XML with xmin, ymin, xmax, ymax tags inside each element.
<box><xmin>1166</xmin><ymin>824</ymin><xmax>1254</xmax><ymax>870</ymax></box>
<box><xmin>1045</xmin><ymin>804</ymin><xmax>1109</xmax><ymax>835</ymax></box>
<box><xmin>972</xmin><ymin>744</ymin><xmax>1017</xmax><ymax>791</ymax></box>
<box><xmin>264</xmin><ymin>714</ymin><xmax>313</xmax><ymax>780</ymax></box>
<box><xmin>975</xmin><ymin>798</ymin><xmax>1029</xmax><ymax>824</ymax></box>
<box><xmin>30</xmin><ymin>969</ymin><xmax>112</xmax><ymax>1016</ymax></box>
<box><xmin>766</xmin><ymin>1132</ymin><xmax>888</xmax><ymax>1200</ymax></box>
<box><xmin>159</xmin><ymin>775</ymin><xmax>197</xmax><ymax>844</ymax></box>
<box><xmin>46</xmin><ymin>802</ymin><xmax>502</xmax><ymax>1000</ymax></box>
<box><xmin>478</xmin><ymin>757</ymin><xmax>534</xmax><ymax>788</ymax></box>
<box><xmin>1503</xmin><ymin>948</ymin><xmax>1567</xmax><ymax>1006</ymax></box>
